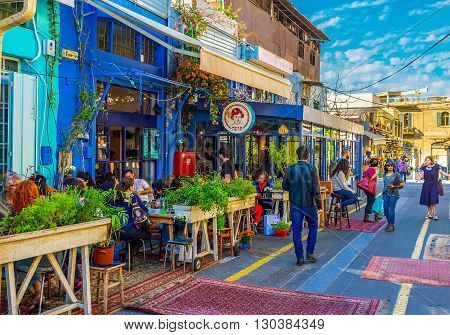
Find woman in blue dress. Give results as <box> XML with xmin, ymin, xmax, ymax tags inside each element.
<box><xmin>419</xmin><ymin>156</ymin><xmax>448</xmax><ymax>220</ymax></box>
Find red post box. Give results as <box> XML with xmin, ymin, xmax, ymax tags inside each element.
<box><xmin>173</xmin><ymin>152</ymin><xmax>196</xmax><ymax>177</ymax></box>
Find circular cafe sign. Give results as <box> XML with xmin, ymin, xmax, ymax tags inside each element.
<box><xmin>222</xmin><ymin>102</ymin><xmax>255</xmax><ymax>134</ymax></box>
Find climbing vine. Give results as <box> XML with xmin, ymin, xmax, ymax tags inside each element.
<box><xmin>46</xmin><ymin>0</ymin><xmax>60</xmax><ymax>111</ymax></box>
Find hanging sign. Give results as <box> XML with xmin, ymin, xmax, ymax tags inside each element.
<box><xmin>222</xmin><ymin>102</ymin><xmax>255</xmax><ymax>134</ymax></box>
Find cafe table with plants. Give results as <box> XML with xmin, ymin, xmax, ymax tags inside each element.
<box><xmin>0</xmin><ymin>188</ymin><xmax>126</xmax><ymax>315</ymax></box>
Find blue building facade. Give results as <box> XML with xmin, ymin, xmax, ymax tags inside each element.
<box><xmin>57</xmin><ymin>0</ymin><xmax>172</xmax><ymax>184</ymax></box>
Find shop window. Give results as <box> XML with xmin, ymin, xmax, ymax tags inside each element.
<box><xmin>298</xmin><ymin>41</ymin><xmax>304</xmax><ymax>59</ymax></box>
<box><xmin>113</xmin><ymin>22</ymin><xmax>137</xmax><ymax>60</ymax></box>
<box><xmin>97</xmin><ymin>19</ymin><xmax>110</xmax><ymax>52</ymax></box>
<box><xmin>0</xmin><ymin>1</ymin><xmax>23</xmax><ymax>20</ymax></box>
<box><xmin>100</xmin><ymin>83</ymin><xmax>157</xmax><ymax>115</ymax></box>
<box><xmin>141</xmin><ymin>36</ymin><xmax>155</xmax><ymax>64</ymax></box>
<box><xmin>0</xmin><ymin>80</ymin><xmax>9</xmax><ymax>184</ymax></box>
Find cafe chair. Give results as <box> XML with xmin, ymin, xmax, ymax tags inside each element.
<box><xmin>163</xmin><ymin>218</ymin><xmax>193</xmax><ymax>274</ymax></box>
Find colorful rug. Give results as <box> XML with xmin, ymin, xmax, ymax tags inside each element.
<box><xmin>424</xmin><ymin>234</ymin><xmax>450</xmax><ymax>261</ymax></box>
<box><xmin>362</xmin><ymin>256</ymin><xmax>450</xmax><ymax>287</ymax></box>
<box><xmin>328</xmin><ymin>218</ymin><xmax>386</xmax><ymax>233</ymax></box>
<box><xmin>130</xmin><ymin>277</ymin><xmax>381</xmax><ymax>315</ymax></box>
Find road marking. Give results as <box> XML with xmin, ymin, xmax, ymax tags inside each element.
<box><xmin>298</xmin><ymin>232</ymin><xmax>378</xmax><ymax>292</ymax></box>
<box><xmin>225</xmin><ymin>199</ymin><xmax>367</xmax><ymax>282</ymax></box>
<box><xmin>392</xmin><ymin>218</ymin><xmax>430</xmax><ymax>315</ymax></box>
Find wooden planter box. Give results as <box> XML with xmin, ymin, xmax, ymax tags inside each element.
<box><xmin>227</xmin><ymin>194</ymin><xmax>256</xmax><ymax>213</ymax></box>
<box><xmin>270</xmin><ymin>190</ymin><xmax>289</xmax><ymax>201</ymax></box>
<box><xmin>172</xmin><ymin>205</ymin><xmax>217</xmax><ymax>223</ymax></box>
<box><xmin>0</xmin><ymin>219</ymin><xmax>110</xmax><ymax>265</ymax></box>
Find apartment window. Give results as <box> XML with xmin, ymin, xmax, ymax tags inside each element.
<box><xmin>438</xmin><ymin>112</ymin><xmax>449</xmax><ymax>126</ymax></box>
<box><xmin>298</xmin><ymin>41</ymin><xmax>304</xmax><ymax>58</ymax></box>
<box><xmin>113</xmin><ymin>22</ymin><xmax>137</xmax><ymax>60</ymax></box>
<box><xmin>310</xmin><ymin>50</ymin><xmax>316</xmax><ymax>66</ymax></box>
<box><xmin>0</xmin><ymin>1</ymin><xmax>23</xmax><ymax>20</ymax></box>
<box><xmin>97</xmin><ymin>19</ymin><xmax>110</xmax><ymax>52</ymax></box>
<box><xmin>404</xmin><ymin>113</ymin><xmax>413</xmax><ymax>128</ymax></box>
<box><xmin>141</xmin><ymin>36</ymin><xmax>155</xmax><ymax>65</ymax></box>
<box><xmin>1</xmin><ymin>58</ymin><xmax>19</xmax><ymax>72</ymax></box>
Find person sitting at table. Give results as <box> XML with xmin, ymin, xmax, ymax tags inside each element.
<box><xmin>11</xmin><ymin>180</ymin><xmax>59</xmax><ymax>312</ymax></box>
<box><xmin>331</xmin><ymin>159</ymin><xmax>358</xmax><ymax>212</ymax></box>
<box><xmin>114</xmin><ymin>178</ymin><xmax>153</xmax><ymax>264</ymax></box>
<box><xmin>253</xmin><ymin>172</ymin><xmax>273</xmax><ymax>225</ymax></box>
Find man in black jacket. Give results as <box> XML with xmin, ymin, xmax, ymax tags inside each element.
<box><xmin>283</xmin><ymin>146</ymin><xmax>322</xmax><ymax>266</ymax></box>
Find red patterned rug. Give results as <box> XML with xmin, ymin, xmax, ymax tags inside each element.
<box><xmin>362</xmin><ymin>256</ymin><xmax>450</xmax><ymax>287</ymax></box>
<box><xmin>328</xmin><ymin>218</ymin><xmax>386</xmax><ymax>233</ymax></box>
<box><xmin>424</xmin><ymin>234</ymin><xmax>450</xmax><ymax>261</ymax></box>
<box><xmin>130</xmin><ymin>277</ymin><xmax>381</xmax><ymax>315</ymax></box>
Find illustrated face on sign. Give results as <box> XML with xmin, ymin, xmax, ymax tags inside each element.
<box><xmin>222</xmin><ymin>102</ymin><xmax>255</xmax><ymax>134</ymax></box>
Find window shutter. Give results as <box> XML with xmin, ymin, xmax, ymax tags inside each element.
<box><xmin>437</xmin><ymin>112</ymin><xmax>442</xmax><ymax>126</ymax></box>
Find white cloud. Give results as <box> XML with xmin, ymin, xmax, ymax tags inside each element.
<box><xmin>331</xmin><ymin>39</ymin><xmax>352</xmax><ymax>48</ymax></box>
<box><xmin>344</xmin><ymin>47</ymin><xmax>379</xmax><ymax>62</ymax></box>
<box><xmin>423</xmin><ymin>63</ymin><xmax>438</xmax><ymax>73</ymax></box>
<box><xmin>310</xmin><ymin>10</ymin><xmax>327</xmax><ymax>22</ymax></box>
<box><xmin>360</xmin><ymin>33</ymin><xmax>396</xmax><ymax>47</ymax></box>
<box><xmin>430</xmin><ymin>1</ymin><xmax>450</xmax><ymax>8</ymax></box>
<box><xmin>390</xmin><ymin>57</ymin><xmax>402</xmax><ymax>65</ymax></box>
<box><xmin>398</xmin><ymin>37</ymin><xmax>411</xmax><ymax>46</ymax></box>
<box><xmin>336</xmin><ymin>0</ymin><xmax>388</xmax><ymax>11</ymax></box>
<box><xmin>317</xmin><ymin>17</ymin><xmax>341</xmax><ymax>30</ymax></box>
<box><xmin>409</xmin><ymin>8</ymin><xmax>430</xmax><ymax>16</ymax></box>
<box><xmin>364</xmin><ymin>31</ymin><xmax>375</xmax><ymax>37</ymax></box>
<box><xmin>378</xmin><ymin>14</ymin><xmax>387</xmax><ymax>20</ymax></box>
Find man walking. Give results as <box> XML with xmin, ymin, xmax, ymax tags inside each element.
<box><xmin>283</xmin><ymin>146</ymin><xmax>322</xmax><ymax>266</ymax></box>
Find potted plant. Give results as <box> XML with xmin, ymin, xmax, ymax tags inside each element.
<box><xmin>272</xmin><ymin>221</ymin><xmax>290</xmax><ymax>237</ymax></box>
<box><xmin>270</xmin><ymin>179</ymin><xmax>289</xmax><ymax>201</ymax></box>
<box><xmin>240</xmin><ymin>230</ymin><xmax>254</xmax><ymax>250</ymax></box>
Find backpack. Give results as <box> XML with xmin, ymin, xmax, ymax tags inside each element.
<box><xmin>132</xmin><ymin>200</ymin><xmax>150</xmax><ymax>231</ymax></box>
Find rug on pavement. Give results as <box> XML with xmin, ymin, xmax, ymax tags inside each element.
<box><xmin>130</xmin><ymin>277</ymin><xmax>381</xmax><ymax>315</ymax></box>
<box><xmin>362</xmin><ymin>256</ymin><xmax>450</xmax><ymax>287</ymax></box>
<box><xmin>328</xmin><ymin>218</ymin><xmax>386</xmax><ymax>233</ymax></box>
<box><xmin>424</xmin><ymin>234</ymin><xmax>450</xmax><ymax>261</ymax></box>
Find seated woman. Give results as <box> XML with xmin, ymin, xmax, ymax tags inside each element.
<box><xmin>331</xmin><ymin>159</ymin><xmax>358</xmax><ymax>211</ymax></box>
<box><xmin>253</xmin><ymin>172</ymin><xmax>273</xmax><ymax>225</ymax></box>
<box><xmin>113</xmin><ymin>178</ymin><xmax>152</xmax><ymax>262</ymax></box>
<box><xmin>12</xmin><ymin>180</ymin><xmax>60</xmax><ymax>313</ymax></box>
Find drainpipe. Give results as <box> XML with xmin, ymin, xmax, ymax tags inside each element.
<box><xmin>0</xmin><ymin>0</ymin><xmax>37</xmax><ymax>66</ymax></box>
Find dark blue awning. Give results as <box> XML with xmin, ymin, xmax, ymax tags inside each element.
<box><xmin>248</xmin><ymin>102</ymin><xmax>303</xmax><ymax>120</ymax></box>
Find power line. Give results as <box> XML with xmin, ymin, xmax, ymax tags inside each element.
<box><xmin>349</xmin><ymin>33</ymin><xmax>449</xmax><ymax>92</ymax></box>
<box><xmin>337</xmin><ymin>0</ymin><xmax>449</xmax><ymax>82</ymax></box>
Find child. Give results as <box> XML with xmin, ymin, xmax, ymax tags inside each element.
<box><xmin>383</xmin><ymin>159</ymin><xmax>404</xmax><ymax>232</ymax></box>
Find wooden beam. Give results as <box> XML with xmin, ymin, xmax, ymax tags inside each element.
<box><xmin>42</xmin><ymin>303</ymin><xmax>78</xmax><ymax>315</ymax></box>
<box><xmin>46</xmin><ymin>253</ymin><xmax>77</xmax><ymax>303</ymax></box>
<box><xmin>16</xmin><ymin>255</ymin><xmax>42</xmax><ymax>304</ymax></box>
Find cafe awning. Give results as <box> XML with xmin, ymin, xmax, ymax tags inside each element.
<box><xmin>364</xmin><ymin>131</ymin><xmax>386</xmax><ymax>145</ymax></box>
<box><xmin>200</xmin><ymin>47</ymin><xmax>293</xmax><ymax>99</ymax></box>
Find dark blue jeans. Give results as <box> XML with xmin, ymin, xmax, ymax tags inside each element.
<box><xmin>334</xmin><ymin>189</ymin><xmax>358</xmax><ymax>207</ymax></box>
<box><xmin>383</xmin><ymin>194</ymin><xmax>399</xmax><ymax>225</ymax></box>
<box><xmin>290</xmin><ymin>205</ymin><xmax>318</xmax><ymax>259</ymax></box>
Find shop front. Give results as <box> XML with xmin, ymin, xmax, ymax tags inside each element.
<box><xmin>190</xmin><ymin>102</ymin><xmax>364</xmax><ymax>181</ymax></box>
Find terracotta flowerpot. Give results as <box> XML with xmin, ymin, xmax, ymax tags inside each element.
<box><xmin>274</xmin><ymin>229</ymin><xmax>289</xmax><ymax>237</ymax></box>
<box><xmin>93</xmin><ymin>246</ymin><xmax>114</xmax><ymax>266</ymax></box>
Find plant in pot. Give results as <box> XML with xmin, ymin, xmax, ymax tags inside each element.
<box><xmin>240</xmin><ymin>230</ymin><xmax>254</xmax><ymax>250</ymax></box>
<box><xmin>272</xmin><ymin>221</ymin><xmax>290</xmax><ymax>237</ymax></box>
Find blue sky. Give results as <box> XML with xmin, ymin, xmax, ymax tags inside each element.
<box><xmin>292</xmin><ymin>0</ymin><xmax>450</xmax><ymax>96</ymax></box>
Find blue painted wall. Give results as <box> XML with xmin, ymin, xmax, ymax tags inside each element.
<box><xmin>57</xmin><ymin>0</ymin><xmax>168</xmax><ymax>183</ymax></box>
<box><xmin>2</xmin><ymin>1</ymin><xmax>60</xmax><ymax>184</ymax></box>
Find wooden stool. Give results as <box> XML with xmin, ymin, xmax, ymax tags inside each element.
<box><xmin>218</xmin><ymin>228</ymin><xmax>234</xmax><ymax>259</ymax></box>
<box><xmin>90</xmin><ymin>262</ymin><xmax>125</xmax><ymax>314</ymax></box>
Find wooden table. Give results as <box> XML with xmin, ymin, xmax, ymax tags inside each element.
<box><xmin>148</xmin><ymin>213</ymin><xmax>175</xmax><ymax>270</ymax></box>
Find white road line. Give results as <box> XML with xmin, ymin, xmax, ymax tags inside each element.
<box><xmin>392</xmin><ymin>218</ymin><xmax>430</xmax><ymax>315</ymax></box>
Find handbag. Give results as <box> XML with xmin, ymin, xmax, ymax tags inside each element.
<box><xmin>357</xmin><ymin>176</ymin><xmax>376</xmax><ymax>195</ymax></box>
<box><xmin>263</xmin><ymin>214</ymin><xmax>280</xmax><ymax>236</ymax></box>
<box><xmin>438</xmin><ymin>179</ymin><xmax>444</xmax><ymax>196</ymax></box>
<box><xmin>372</xmin><ymin>197</ymin><xmax>384</xmax><ymax>217</ymax></box>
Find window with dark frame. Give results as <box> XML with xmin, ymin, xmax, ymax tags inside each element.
<box><xmin>298</xmin><ymin>41</ymin><xmax>304</xmax><ymax>58</ymax></box>
<box><xmin>113</xmin><ymin>22</ymin><xmax>137</xmax><ymax>60</ymax></box>
<box><xmin>310</xmin><ymin>50</ymin><xmax>316</xmax><ymax>66</ymax></box>
<box><xmin>0</xmin><ymin>1</ymin><xmax>23</xmax><ymax>20</ymax></box>
<box><xmin>97</xmin><ymin>19</ymin><xmax>110</xmax><ymax>52</ymax></box>
<box><xmin>141</xmin><ymin>36</ymin><xmax>155</xmax><ymax>65</ymax></box>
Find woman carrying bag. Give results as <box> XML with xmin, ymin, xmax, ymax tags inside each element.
<box><xmin>358</xmin><ymin>158</ymin><xmax>379</xmax><ymax>222</ymax></box>
<box><xmin>418</xmin><ymin>156</ymin><xmax>448</xmax><ymax>220</ymax></box>
<box><xmin>383</xmin><ymin>159</ymin><xmax>404</xmax><ymax>232</ymax></box>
